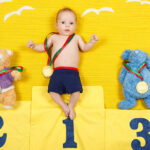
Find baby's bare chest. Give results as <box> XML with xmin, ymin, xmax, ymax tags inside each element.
<box><xmin>52</xmin><ymin>37</ymin><xmax>79</xmax><ymax>55</ymax></box>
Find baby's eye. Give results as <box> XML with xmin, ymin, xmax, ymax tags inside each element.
<box><xmin>70</xmin><ymin>22</ymin><xmax>74</xmax><ymax>25</ymax></box>
<box><xmin>61</xmin><ymin>21</ymin><xmax>65</xmax><ymax>24</ymax></box>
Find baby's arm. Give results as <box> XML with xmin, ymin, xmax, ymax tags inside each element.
<box><xmin>27</xmin><ymin>40</ymin><xmax>44</xmax><ymax>52</ymax></box>
<box><xmin>27</xmin><ymin>36</ymin><xmax>53</xmax><ymax>52</ymax></box>
<box><xmin>78</xmin><ymin>34</ymin><xmax>99</xmax><ymax>51</ymax></box>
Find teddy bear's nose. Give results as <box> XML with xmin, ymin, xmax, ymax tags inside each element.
<box><xmin>0</xmin><ymin>54</ymin><xmax>3</xmax><ymax>62</ymax></box>
<box><xmin>135</xmin><ymin>50</ymin><xmax>139</xmax><ymax>54</ymax></box>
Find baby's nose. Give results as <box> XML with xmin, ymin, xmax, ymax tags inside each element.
<box><xmin>65</xmin><ymin>23</ymin><xmax>70</xmax><ymax>27</ymax></box>
<box><xmin>0</xmin><ymin>54</ymin><xmax>3</xmax><ymax>62</ymax></box>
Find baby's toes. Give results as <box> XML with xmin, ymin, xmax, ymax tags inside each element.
<box><xmin>64</xmin><ymin>107</ymin><xmax>70</xmax><ymax>117</ymax></box>
<box><xmin>69</xmin><ymin>110</ymin><xmax>76</xmax><ymax>120</ymax></box>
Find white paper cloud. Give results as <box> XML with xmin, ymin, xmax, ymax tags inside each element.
<box><xmin>126</xmin><ymin>0</ymin><xmax>150</xmax><ymax>5</ymax></box>
<box><xmin>4</xmin><ymin>6</ymin><xmax>35</xmax><ymax>22</ymax></box>
<box><xmin>0</xmin><ymin>0</ymin><xmax>12</xmax><ymax>3</ymax></box>
<box><xmin>81</xmin><ymin>7</ymin><xmax>114</xmax><ymax>17</ymax></box>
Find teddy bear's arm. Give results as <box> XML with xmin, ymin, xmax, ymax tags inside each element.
<box><xmin>119</xmin><ymin>67</ymin><xmax>127</xmax><ymax>84</ymax></box>
<box><xmin>10</xmin><ymin>71</ymin><xmax>21</xmax><ymax>81</ymax></box>
<box><xmin>7</xmin><ymin>71</ymin><xmax>14</xmax><ymax>81</ymax></box>
<box><xmin>146</xmin><ymin>57</ymin><xmax>150</xmax><ymax>69</ymax></box>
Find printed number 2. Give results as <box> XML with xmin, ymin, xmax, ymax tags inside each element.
<box><xmin>130</xmin><ymin>118</ymin><xmax>150</xmax><ymax>150</ymax></box>
<box><xmin>0</xmin><ymin>116</ymin><xmax>7</xmax><ymax>148</ymax></box>
<box><xmin>63</xmin><ymin>117</ymin><xmax>77</xmax><ymax>148</ymax></box>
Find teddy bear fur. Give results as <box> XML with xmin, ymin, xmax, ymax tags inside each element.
<box><xmin>119</xmin><ymin>49</ymin><xmax>150</xmax><ymax>109</ymax></box>
<box><xmin>0</xmin><ymin>49</ymin><xmax>21</xmax><ymax>109</ymax></box>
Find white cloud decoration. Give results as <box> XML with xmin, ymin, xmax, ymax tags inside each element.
<box><xmin>81</xmin><ymin>7</ymin><xmax>115</xmax><ymax>17</ymax></box>
<box><xmin>0</xmin><ymin>0</ymin><xmax>12</xmax><ymax>3</ymax></box>
<box><xmin>126</xmin><ymin>0</ymin><xmax>150</xmax><ymax>5</ymax></box>
<box><xmin>4</xmin><ymin>6</ymin><xmax>35</xmax><ymax>22</ymax></box>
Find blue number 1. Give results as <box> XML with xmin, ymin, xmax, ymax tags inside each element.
<box><xmin>0</xmin><ymin>116</ymin><xmax>7</xmax><ymax>148</ymax></box>
<box><xmin>63</xmin><ymin>117</ymin><xmax>77</xmax><ymax>148</ymax></box>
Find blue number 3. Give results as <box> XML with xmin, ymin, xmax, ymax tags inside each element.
<box><xmin>0</xmin><ymin>116</ymin><xmax>7</xmax><ymax>148</ymax></box>
<box><xmin>130</xmin><ymin>118</ymin><xmax>150</xmax><ymax>150</ymax></box>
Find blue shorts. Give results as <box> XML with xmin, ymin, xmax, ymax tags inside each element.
<box><xmin>48</xmin><ymin>68</ymin><xmax>83</xmax><ymax>94</ymax></box>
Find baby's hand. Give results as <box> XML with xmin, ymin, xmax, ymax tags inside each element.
<box><xmin>90</xmin><ymin>34</ymin><xmax>99</xmax><ymax>43</ymax></box>
<box><xmin>27</xmin><ymin>40</ymin><xmax>35</xmax><ymax>49</ymax></box>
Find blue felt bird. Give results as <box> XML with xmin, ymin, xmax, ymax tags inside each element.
<box><xmin>119</xmin><ymin>49</ymin><xmax>150</xmax><ymax>109</ymax></box>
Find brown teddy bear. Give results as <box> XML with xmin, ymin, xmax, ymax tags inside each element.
<box><xmin>0</xmin><ymin>49</ymin><xmax>22</xmax><ymax>109</ymax></box>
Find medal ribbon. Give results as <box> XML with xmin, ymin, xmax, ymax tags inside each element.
<box><xmin>44</xmin><ymin>33</ymin><xmax>75</xmax><ymax>66</ymax></box>
<box><xmin>123</xmin><ymin>61</ymin><xmax>147</xmax><ymax>80</ymax></box>
<box><xmin>0</xmin><ymin>66</ymin><xmax>23</xmax><ymax>76</ymax></box>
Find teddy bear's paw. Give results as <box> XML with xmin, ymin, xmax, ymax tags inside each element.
<box><xmin>11</xmin><ymin>71</ymin><xmax>21</xmax><ymax>81</ymax></box>
<box><xmin>2</xmin><ymin>105</ymin><xmax>13</xmax><ymax>109</ymax></box>
<box><xmin>119</xmin><ymin>100</ymin><xmax>137</xmax><ymax>109</ymax></box>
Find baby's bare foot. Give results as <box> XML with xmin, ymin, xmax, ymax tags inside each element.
<box><xmin>68</xmin><ymin>106</ymin><xmax>76</xmax><ymax>120</ymax></box>
<box><xmin>61</xmin><ymin>104</ymin><xmax>70</xmax><ymax>117</ymax></box>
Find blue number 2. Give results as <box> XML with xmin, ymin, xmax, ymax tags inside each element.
<box><xmin>130</xmin><ymin>118</ymin><xmax>150</xmax><ymax>150</ymax></box>
<box><xmin>63</xmin><ymin>117</ymin><xmax>77</xmax><ymax>148</ymax></box>
<box><xmin>0</xmin><ymin>116</ymin><xmax>7</xmax><ymax>148</ymax></box>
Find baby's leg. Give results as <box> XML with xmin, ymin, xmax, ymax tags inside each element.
<box><xmin>50</xmin><ymin>92</ymin><xmax>70</xmax><ymax>117</ymax></box>
<box><xmin>68</xmin><ymin>91</ymin><xmax>80</xmax><ymax>120</ymax></box>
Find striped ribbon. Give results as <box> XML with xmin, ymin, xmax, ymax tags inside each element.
<box><xmin>44</xmin><ymin>33</ymin><xmax>75</xmax><ymax>66</ymax></box>
<box><xmin>123</xmin><ymin>61</ymin><xmax>147</xmax><ymax>80</ymax></box>
<box><xmin>0</xmin><ymin>66</ymin><xmax>23</xmax><ymax>75</ymax></box>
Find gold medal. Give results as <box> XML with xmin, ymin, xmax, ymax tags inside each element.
<box><xmin>136</xmin><ymin>81</ymin><xmax>149</xmax><ymax>94</ymax></box>
<box><xmin>42</xmin><ymin>66</ymin><xmax>53</xmax><ymax>78</ymax></box>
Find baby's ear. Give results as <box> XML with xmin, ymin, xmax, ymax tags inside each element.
<box><xmin>121</xmin><ymin>49</ymin><xmax>132</xmax><ymax>59</ymax></box>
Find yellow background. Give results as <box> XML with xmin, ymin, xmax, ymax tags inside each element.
<box><xmin>0</xmin><ymin>0</ymin><xmax>150</xmax><ymax>109</ymax></box>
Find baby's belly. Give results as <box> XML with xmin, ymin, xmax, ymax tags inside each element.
<box><xmin>53</xmin><ymin>54</ymin><xmax>80</xmax><ymax>68</ymax></box>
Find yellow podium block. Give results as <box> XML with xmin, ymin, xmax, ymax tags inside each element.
<box><xmin>105</xmin><ymin>109</ymin><xmax>150</xmax><ymax>150</ymax></box>
<box><xmin>30</xmin><ymin>86</ymin><xmax>104</xmax><ymax>150</ymax></box>
<box><xmin>0</xmin><ymin>101</ymin><xmax>31</xmax><ymax>150</ymax></box>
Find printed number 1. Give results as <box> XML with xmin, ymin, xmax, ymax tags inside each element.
<box><xmin>63</xmin><ymin>117</ymin><xmax>77</xmax><ymax>148</ymax></box>
<box><xmin>0</xmin><ymin>116</ymin><xmax>7</xmax><ymax>148</ymax></box>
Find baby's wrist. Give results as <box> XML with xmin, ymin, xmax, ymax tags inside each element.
<box><xmin>31</xmin><ymin>44</ymin><xmax>36</xmax><ymax>49</ymax></box>
<box><xmin>89</xmin><ymin>39</ymin><xmax>96</xmax><ymax>44</ymax></box>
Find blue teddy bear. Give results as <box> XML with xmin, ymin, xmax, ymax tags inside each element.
<box><xmin>119</xmin><ymin>49</ymin><xmax>150</xmax><ymax>109</ymax></box>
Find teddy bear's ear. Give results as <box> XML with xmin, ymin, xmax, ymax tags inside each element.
<box><xmin>121</xmin><ymin>49</ymin><xmax>132</xmax><ymax>59</ymax></box>
<box><xmin>6</xmin><ymin>49</ymin><xmax>13</xmax><ymax>56</ymax></box>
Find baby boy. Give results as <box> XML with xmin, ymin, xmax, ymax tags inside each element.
<box><xmin>27</xmin><ymin>8</ymin><xmax>99</xmax><ymax>120</ymax></box>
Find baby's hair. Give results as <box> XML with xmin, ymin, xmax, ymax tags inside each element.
<box><xmin>56</xmin><ymin>8</ymin><xmax>77</xmax><ymax>22</ymax></box>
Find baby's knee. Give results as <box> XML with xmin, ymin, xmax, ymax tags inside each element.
<box><xmin>49</xmin><ymin>92</ymin><xmax>55</xmax><ymax>96</ymax></box>
<box><xmin>49</xmin><ymin>92</ymin><xmax>60</xmax><ymax>98</ymax></box>
<box><xmin>71</xmin><ymin>91</ymin><xmax>80</xmax><ymax>97</ymax></box>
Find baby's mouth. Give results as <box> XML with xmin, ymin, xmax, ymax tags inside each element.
<box><xmin>65</xmin><ymin>29</ymin><xmax>70</xmax><ymax>32</ymax></box>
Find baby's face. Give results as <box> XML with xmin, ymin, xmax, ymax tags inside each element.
<box><xmin>56</xmin><ymin>11</ymin><xmax>76</xmax><ymax>36</ymax></box>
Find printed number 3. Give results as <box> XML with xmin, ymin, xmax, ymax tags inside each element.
<box><xmin>0</xmin><ymin>116</ymin><xmax>7</xmax><ymax>148</ymax></box>
<box><xmin>130</xmin><ymin>118</ymin><xmax>150</xmax><ymax>150</ymax></box>
<box><xmin>63</xmin><ymin>117</ymin><xmax>77</xmax><ymax>148</ymax></box>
